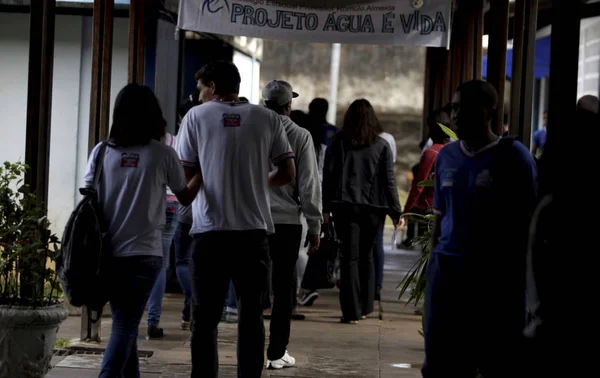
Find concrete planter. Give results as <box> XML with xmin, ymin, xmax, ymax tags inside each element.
<box><xmin>0</xmin><ymin>303</ymin><xmax>68</xmax><ymax>378</ymax></box>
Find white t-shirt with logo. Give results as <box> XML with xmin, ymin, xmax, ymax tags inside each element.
<box><xmin>84</xmin><ymin>140</ymin><xmax>187</xmax><ymax>257</ymax></box>
<box><xmin>177</xmin><ymin>100</ymin><xmax>294</xmax><ymax>235</ymax></box>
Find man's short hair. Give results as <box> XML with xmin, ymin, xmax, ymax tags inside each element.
<box><xmin>195</xmin><ymin>60</ymin><xmax>241</xmax><ymax>95</ymax></box>
<box><xmin>309</xmin><ymin>98</ymin><xmax>329</xmax><ymax>118</ymax></box>
<box><xmin>456</xmin><ymin>80</ymin><xmax>498</xmax><ymax>111</ymax></box>
<box><xmin>577</xmin><ymin>95</ymin><xmax>599</xmax><ymax>114</ymax></box>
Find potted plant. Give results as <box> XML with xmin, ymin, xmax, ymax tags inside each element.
<box><xmin>0</xmin><ymin>162</ymin><xmax>67</xmax><ymax>378</ymax></box>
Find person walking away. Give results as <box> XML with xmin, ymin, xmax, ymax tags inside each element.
<box><xmin>525</xmin><ymin>97</ymin><xmax>598</xmax><ymax>377</ymax></box>
<box><xmin>262</xmin><ymin>80</ymin><xmax>322</xmax><ymax>369</ymax></box>
<box><xmin>372</xmin><ymin>127</ymin><xmax>397</xmax><ymax>301</ymax></box>
<box><xmin>88</xmin><ymin>84</ymin><xmax>201</xmax><ymax>377</ymax></box>
<box><xmin>309</xmin><ymin>98</ymin><xmax>338</xmax><ymax>146</ymax></box>
<box><xmin>531</xmin><ymin>111</ymin><xmax>548</xmax><ymax>157</ymax></box>
<box><xmin>290</xmin><ymin>110</ymin><xmax>327</xmax><ymax>307</ymax></box>
<box><xmin>402</xmin><ymin>110</ymin><xmax>451</xmax><ymax>247</ymax></box>
<box><xmin>176</xmin><ymin>61</ymin><xmax>296</xmax><ymax>378</ymax></box>
<box><xmin>172</xmin><ymin>95</ymin><xmax>201</xmax><ymax>331</ymax></box>
<box><xmin>322</xmin><ymin>99</ymin><xmax>403</xmax><ymax>324</ymax></box>
<box><xmin>423</xmin><ymin>80</ymin><xmax>537</xmax><ymax>377</ymax></box>
<box><xmin>146</xmin><ymin>128</ymin><xmax>180</xmax><ymax>338</ymax></box>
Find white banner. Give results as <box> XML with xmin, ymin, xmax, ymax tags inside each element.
<box><xmin>178</xmin><ymin>0</ymin><xmax>453</xmax><ymax>48</ymax></box>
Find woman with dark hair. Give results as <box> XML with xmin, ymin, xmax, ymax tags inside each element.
<box><xmin>322</xmin><ymin>99</ymin><xmax>403</xmax><ymax>323</ymax></box>
<box><xmin>85</xmin><ymin>84</ymin><xmax>202</xmax><ymax>377</ymax></box>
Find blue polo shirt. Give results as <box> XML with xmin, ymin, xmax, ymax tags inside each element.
<box><xmin>433</xmin><ymin>139</ymin><xmax>537</xmax><ymax>257</ymax></box>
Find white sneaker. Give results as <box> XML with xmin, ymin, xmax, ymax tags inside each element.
<box><xmin>267</xmin><ymin>351</ymin><xmax>296</xmax><ymax>369</ymax></box>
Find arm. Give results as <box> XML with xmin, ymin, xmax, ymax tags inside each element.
<box><xmin>297</xmin><ymin>134</ymin><xmax>323</xmax><ymax>239</ymax></box>
<box><xmin>321</xmin><ymin>139</ymin><xmax>336</xmax><ymax>224</ymax></box>
<box><xmin>531</xmin><ymin>131</ymin><xmax>539</xmax><ymax>155</ymax></box>
<box><xmin>381</xmin><ymin>144</ymin><xmax>402</xmax><ymax>224</ymax></box>
<box><xmin>431</xmin><ymin>157</ymin><xmax>444</xmax><ymax>250</ymax></box>
<box><xmin>404</xmin><ymin>148</ymin><xmax>438</xmax><ymax>213</ymax></box>
<box><xmin>269</xmin><ymin>158</ymin><xmax>296</xmax><ymax>187</ymax></box>
<box><xmin>269</xmin><ymin>114</ymin><xmax>296</xmax><ymax>187</ymax></box>
<box><xmin>431</xmin><ymin>214</ymin><xmax>441</xmax><ymax>250</ymax></box>
<box><xmin>167</xmin><ymin>149</ymin><xmax>201</xmax><ymax>207</ymax></box>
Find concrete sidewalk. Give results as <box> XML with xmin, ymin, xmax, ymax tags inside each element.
<box><xmin>48</xmin><ymin>246</ymin><xmax>424</xmax><ymax>378</ymax></box>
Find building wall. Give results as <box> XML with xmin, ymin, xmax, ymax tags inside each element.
<box><xmin>0</xmin><ymin>12</ymin><xmax>130</xmax><ymax>235</ymax></box>
<box><xmin>260</xmin><ymin>41</ymin><xmax>426</xmax><ymax>189</ymax></box>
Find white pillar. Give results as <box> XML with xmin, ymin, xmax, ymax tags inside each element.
<box><xmin>328</xmin><ymin>43</ymin><xmax>341</xmax><ymax>125</ymax></box>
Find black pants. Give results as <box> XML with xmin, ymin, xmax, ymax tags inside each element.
<box><xmin>333</xmin><ymin>205</ymin><xmax>385</xmax><ymax>321</ymax></box>
<box><xmin>422</xmin><ymin>253</ymin><xmax>526</xmax><ymax>377</ymax></box>
<box><xmin>190</xmin><ymin>230</ymin><xmax>270</xmax><ymax>378</ymax></box>
<box><xmin>266</xmin><ymin>224</ymin><xmax>303</xmax><ymax>361</ymax></box>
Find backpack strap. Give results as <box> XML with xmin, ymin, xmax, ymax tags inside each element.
<box><xmin>92</xmin><ymin>142</ymin><xmax>109</xmax><ymax>190</ymax></box>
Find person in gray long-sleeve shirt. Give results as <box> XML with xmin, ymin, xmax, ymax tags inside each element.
<box><xmin>262</xmin><ymin>80</ymin><xmax>322</xmax><ymax>370</ymax></box>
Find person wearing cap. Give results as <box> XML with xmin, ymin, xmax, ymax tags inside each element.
<box><xmin>177</xmin><ymin>61</ymin><xmax>296</xmax><ymax>378</ymax></box>
<box><xmin>262</xmin><ymin>80</ymin><xmax>322</xmax><ymax>370</ymax></box>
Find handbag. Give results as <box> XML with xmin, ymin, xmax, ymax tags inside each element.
<box><xmin>301</xmin><ymin>220</ymin><xmax>340</xmax><ymax>291</ymax></box>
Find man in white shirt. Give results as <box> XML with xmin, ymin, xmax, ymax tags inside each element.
<box><xmin>176</xmin><ymin>61</ymin><xmax>296</xmax><ymax>378</ymax></box>
<box><xmin>262</xmin><ymin>80</ymin><xmax>322</xmax><ymax>370</ymax></box>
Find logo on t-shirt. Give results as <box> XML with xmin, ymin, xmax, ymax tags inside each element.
<box><xmin>475</xmin><ymin>169</ymin><xmax>492</xmax><ymax>189</ymax></box>
<box><xmin>223</xmin><ymin>113</ymin><xmax>242</xmax><ymax>127</ymax></box>
<box><xmin>121</xmin><ymin>153</ymin><xmax>140</xmax><ymax>168</ymax></box>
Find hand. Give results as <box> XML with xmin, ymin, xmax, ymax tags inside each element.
<box><xmin>305</xmin><ymin>233</ymin><xmax>321</xmax><ymax>255</ymax></box>
<box><xmin>321</xmin><ymin>213</ymin><xmax>330</xmax><ymax>235</ymax></box>
<box><xmin>393</xmin><ymin>216</ymin><xmax>406</xmax><ymax>231</ymax></box>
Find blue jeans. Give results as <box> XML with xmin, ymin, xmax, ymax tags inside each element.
<box><xmin>226</xmin><ymin>280</ymin><xmax>237</xmax><ymax>310</ymax></box>
<box><xmin>147</xmin><ymin>201</ymin><xmax>179</xmax><ymax>326</ymax></box>
<box><xmin>99</xmin><ymin>256</ymin><xmax>162</xmax><ymax>378</ymax></box>
<box><xmin>174</xmin><ymin>221</ymin><xmax>194</xmax><ymax>322</ymax></box>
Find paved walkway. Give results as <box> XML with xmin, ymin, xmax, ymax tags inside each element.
<box><xmin>48</xmin><ymin>242</ymin><xmax>424</xmax><ymax>378</ymax></box>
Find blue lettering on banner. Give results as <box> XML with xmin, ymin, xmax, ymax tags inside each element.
<box><xmin>203</xmin><ymin>0</ymin><xmax>230</xmax><ymax>15</ymax></box>
<box><xmin>399</xmin><ymin>10</ymin><xmax>446</xmax><ymax>35</ymax></box>
<box><xmin>228</xmin><ymin>3</ymin><xmax>447</xmax><ymax>36</ymax></box>
<box><xmin>323</xmin><ymin>13</ymin><xmax>374</xmax><ymax>33</ymax></box>
<box><xmin>306</xmin><ymin>13</ymin><xmax>318</xmax><ymax>30</ymax></box>
<box><xmin>382</xmin><ymin>12</ymin><xmax>395</xmax><ymax>33</ymax></box>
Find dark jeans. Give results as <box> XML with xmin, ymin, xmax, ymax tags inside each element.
<box><xmin>265</xmin><ymin>224</ymin><xmax>303</xmax><ymax>361</ymax></box>
<box><xmin>190</xmin><ymin>230</ymin><xmax>270</xmax><ymax>378</ymax></box>
<box><xmin>333</xmin><ymin>205</ymin><xmax>385</xmax><ymax>321</ymax></box>
<box><xmin>422</xmin><ymin>252</ymin><xmax>526</xmax><ymax>377</ymax></box>
<box><xmin>99</xmin><ymin>256</ymin><xmax>162</xmax><ymax>378</ymax></box>
<box><xmin>373</xmin><ymin>220</ymin><xmax>385</xmax><ymax>300</ymax></box>
<box><xmin>174</xmin><ymin>221</ymin><xmax>194</xmax><ymax>322</ymax></box>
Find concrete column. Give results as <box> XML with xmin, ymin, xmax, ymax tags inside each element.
<box><xmin>328</xmin><ymin>43</ymin><xmax>341</xmax><ymax>125</ymax></box>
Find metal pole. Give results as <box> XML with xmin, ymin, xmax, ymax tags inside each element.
<box><xmin>328</xmin><ymin>43</ymin><xmax>341</xmax><ymax>126</ymax></box>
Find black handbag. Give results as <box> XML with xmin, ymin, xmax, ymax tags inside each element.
<box><xmin>301</xmin><ymin>221</ymin><xmax>340</xmax><ymax>291</ymax></box>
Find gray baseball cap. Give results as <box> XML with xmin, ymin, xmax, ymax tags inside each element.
<box><xmin>262</xmin><ymin>80</ymin><xmax>299</xmax><ymax>106</ymax></box>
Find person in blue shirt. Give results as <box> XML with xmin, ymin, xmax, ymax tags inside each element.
<box><xmin>309</xmin><ymin>98</ymin><xmax>338</xmax><ymax>145</ymax></box>
<box><xmin>531</xmin><ymin>111</ymin><xmax>547</xmax><ymax>157</ymax></box>
<box><xmin>423</xmin><ymin>80</ymin><xmax>538</xmax><ymax>377</ymax></box>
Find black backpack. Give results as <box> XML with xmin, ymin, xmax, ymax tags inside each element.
<box><xmin>57</xmin><ymin>142</ymin><xmax>109</xmax><ymax>322</ymax></box>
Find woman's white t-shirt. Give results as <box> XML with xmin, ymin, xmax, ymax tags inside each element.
<box><xmin>84</xmin><ymin>140</ymin><xmax>187</xmax><ymax>257</ymax></box>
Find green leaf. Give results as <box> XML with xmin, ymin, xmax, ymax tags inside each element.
<box><xmin>418</xmin><ymin>180</ymin><xmax>434</xmax><ymax>187</ymax></box>
<box><xmin>438</xmin><ymin>123</ymin><xmax>458</xmax><ymax>141</ymax></box>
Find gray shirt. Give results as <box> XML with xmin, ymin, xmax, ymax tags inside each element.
<box><xmin>84</xmin><ymin>141</ymin><xmax>187</xmax><ymax>257</ymax></box>
<box><xmin>270</xmin><ymin>115</ymin><xmax>322</xmax><ymax>235</ymax></box>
